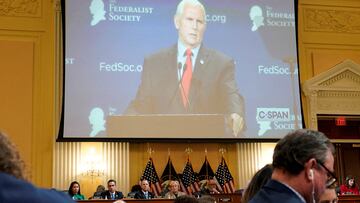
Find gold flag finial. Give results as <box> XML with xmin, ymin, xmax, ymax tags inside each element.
<box><xmin>219</xmin><ymin>148</ymin><xmax>227</xmax><ymax>156</ymax></box>
<box><xmin>185</xmin><ymin>147</ymin><xmax>192</xmax><ymax>155</ymax></box>
<box><xmin>147</xmin><ymin>145</ymin><xmax>154</xmax><ymax>157</ymax></box>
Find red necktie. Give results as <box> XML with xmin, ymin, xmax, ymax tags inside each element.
<box><xmin>181</xmin><ymin>49</ymin><xmax>192</xmax><ymax>107</ymax></box>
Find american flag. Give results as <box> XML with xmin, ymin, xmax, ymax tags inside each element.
<box><xmin>215</xmin><ymin>157</ymin><xmax>235</xmax><ymax>193</ymax></box>
<box><xmin>160</xmin><ymin>157</ymin><xmax>179</xmax><ymax>182</ymax></box>
<box><xmin>141</xmin><ymin>158</ymin><xmax>162</xmax><ymax>196</ymax></box>
<box><xmin>198</xmin><ymin>156</ymin><xmax>215</xmax><ymax>181</ymax></box>
<box><xmin>198</xmin><ymin>156</ymin><xmax>223</xmax><ymax>193</ymax></box>
<box><xmin>181</xmin><ymin>158</ymin><xmax>200</xmax><ymax>194</ymax></box>
<box><xmin>160</xmin><ymin>157</ymin><xmax>189</xmax><ymax>195</ymax></box>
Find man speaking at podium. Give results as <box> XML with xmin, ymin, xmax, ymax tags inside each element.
<box><xmin>125</xmin><ymin>0</ymin><xmax>245</xmax><ymax>136</ymax></box>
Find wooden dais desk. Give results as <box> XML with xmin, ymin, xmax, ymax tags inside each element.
<box><xmin>338</xmin><ymin>195</ymin><xmax>360</xmax><ymax>203</ymax></box>
<box><xmin>77</xmin><ymin>194</ymin><xmax>242</xmax><ymax>203</ymax></box>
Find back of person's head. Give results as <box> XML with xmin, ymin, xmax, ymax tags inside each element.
<box><xmin>319</xmin><ymin>184</ymin><xmax>338</xmax><ymax>203</ymax></box>
<box><xmin>0</xmin><ymin>131</ymin><xmax>25</xmax><ymax>180</ymax></box>
<box><xmin>174</xmin><ymin>195</ymin><xmax>198</xmax><ymax>203</ymax></box>
<box><xmin>96</xmin><ymin>184</ymin><xmax>105</xmax><ymax>192</ymax></box>
<box><xmin>198</xmin><ymin>195</ymin><xmax>216</xmax><ymax>203</ymax></box>
<box><xmin>272</xmin><ymin>129</ymin><xmax>334</xmax><ymax>175</ymax></box>
<box><xmin>241</xmin><ymin>164</ymin><xmax>273</xmax><ymax>203</ymax></box>
<box><xmin>131</xmin><ymin>184</ymin><xmax>141</xmax><ymax>192</ymax></box>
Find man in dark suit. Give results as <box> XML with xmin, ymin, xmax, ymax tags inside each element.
<box><xmin>134</xmin><ymin>179</ymin><xmax>155</xmax><ymax>199</ymax></box>
<box><xmin>0</xmin><ymin>131</ymin><xmax>74</xmax><ymax>203</ymax></box>
<box><xmin>125</xmin><ymin>0</ymin><xmax>245</xmax><ymax>136</ymax></box>
<box><xmin>0</xmin><ymin>172</ymin><xmax>74</xmax><ymax>203</ymax></box>
<box><xmin>249</xmin><ymin>129</ymin><xmax>336</xmax><ymax>203</ymax></box>
<box><xmin>101</xmin><ymin>179</ymin><xmax>124</xmax><ymax>200</ymax></box>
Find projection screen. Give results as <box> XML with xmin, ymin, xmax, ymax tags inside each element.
<box><xmin>60</xmin><ymin>0</ymin><xmax>303</xmax><ymax>140</ymax></box>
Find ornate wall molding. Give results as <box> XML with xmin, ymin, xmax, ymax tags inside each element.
<box><xmin>317</xmin><ymin>99</ymin><xmax>360</xmax><ymax>112</ymax></box>
<box><xmin>302</xmin><ymin>59</ymin><xmax>360</xmax><ymax>130</ymax></box>
<box><xmin>0</xmin><ymin>0</ymin><xmax>41</xmax><ymax>17</ymax></box>
<box><xmin>304</xmin><ymin>8</ymin><xmax>360</xmax><ymax>33</ymax></box>
<box><xmin>317</xmin><ymin>90</ymin><xmax>360</xmax><ymax>97</ymax></box>
<box><xmin>319</xmin><ymin>70</ymin><xmax>360</xmax><ymax>87</ymax></box>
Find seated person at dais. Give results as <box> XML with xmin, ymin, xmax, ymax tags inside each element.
<box><xmin>340</xmin><ymin>175</ymin><xmax>359</xmax><ymax>195</ymax></box>
<box><xmin>127</xmin><ymin>184</ymin><xmax>142</xmax><ymax>198</ymax></box>
<box><xmin>101</xmin><ymin>179</ymin><xmax>124</xmax><ymax>200</ymax></box>
<box><xmin>68</xmin><ymin>181</ymin><xmax>85</xmax><ymax>200</ymax></box>
<box><xmin>201</xmin><ymin>179</ymin><xmax>221</xmax><ymax>195</ymax></box>
<box><xmin>134</xmin><ymin>179</ymin><xmax>155</xmax><ymax>199</ymax></box>
<box><xmin>165</xmin><ymin>180</ymin><xmax>187</xmax><ymax>199</ymax></box>
<box><xmin>91</xmin><ymin>184</ymin><xmax>105</xmax><ymax>199</ymax></box>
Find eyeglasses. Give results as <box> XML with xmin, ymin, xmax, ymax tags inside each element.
<box><xmin>317</xmin><ymin>161</ymin><xmax>337</xmax><ymax>188</ymax></box>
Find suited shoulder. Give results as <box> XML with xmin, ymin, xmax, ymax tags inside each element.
<box><xmin>144</xmin><ymin>45</ymin><xmax>176</xmax><ymax>61</ymax></box>
<box><xmin>204</xmin><ymin>46</ymin><xmax>234</xmax><ymax>62</ymax></box>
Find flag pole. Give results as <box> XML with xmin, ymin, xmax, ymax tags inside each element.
<box><xmin>167</xmin><ymin>148</ymin><xmax>170</xmax><ymax>181</ymax></box>
<box><xmin>219</xmin><ymin>148</ymin><xmax>226</xmax><ymax>192</ymax></box>
<box><xmin>204</xmin><ymin>148</ymin><xmax>208</xmax><ymax>180</ymax></box>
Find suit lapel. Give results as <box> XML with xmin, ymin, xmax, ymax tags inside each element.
<box><xmin>162</xmin><ymin>45</ymin><xmax>179</xmax><ymax>106</ymax></box>
<box><xmin>189</xmin><ymin>45</ymin><xmax>210</xmax><ymax>110</ymax></box>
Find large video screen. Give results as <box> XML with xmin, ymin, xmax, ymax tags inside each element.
<box><xmin>61</xmin><ymin>0</ymin><xmax>303</xmax><ymax>140</ymax></box>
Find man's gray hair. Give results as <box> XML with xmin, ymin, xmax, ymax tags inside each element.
<box><xmin>272</xmin><ymin>129</ymin><xmax>334</xmax><ymax>175</ymax></box>
<box><xmin>0</xmin><ymin>131</ymin><xmax>25</xmax><ymax>180</ymax></box>
<box><xmin>175</xmin><ymin>0</ymin><xmax>206</xmax><ymax>19</ymax></box>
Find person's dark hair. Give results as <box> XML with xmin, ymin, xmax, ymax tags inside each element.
<box><xmin>241</xmin><ymin>164</ymin><xmax>273</xmax><ymax>203</ymax></box>
<box><xmin>0</xmin><ymin>131</ymin><xmax>25</xmax><ymax>180</ymax></box>
<box><xmin>131</xmin><ymin>184</ymin><xmax>142</xmax><ymax>192</ymax></box>
<box><xmin>68</xmin><ymin>181</ymin><xmax>82</xmax><ymax>196</ymax></box>
<box><xmin>108</xmin><ymin>179</ymin><xmax>117</xmax><ymax>185</ymax></box>
<box><xmin>174</xmin><ymin>195</ymin><xmax>198</xmax><ymax>203</ymax></box>
<box><xmin>198</xmin><ymin>195</ymin><xmax>216</xmax><ymax>203</ymax></box>
<box><xmin>272</xmin><ymin>129</ymin><xmax>334</xmax><ymax>175</ymax></box>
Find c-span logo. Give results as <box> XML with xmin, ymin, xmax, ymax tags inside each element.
<box><xmin>256</xmin><ymin>108</ymin><xmax>290</xmax><ymax>136</ymax></box>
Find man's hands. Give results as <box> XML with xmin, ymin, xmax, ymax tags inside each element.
<box><xmin>230</xmin><ymin>113</ymin><xmax>244</xmax><ymax>137</ymax></box>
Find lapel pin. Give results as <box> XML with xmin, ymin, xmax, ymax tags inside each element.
<box><xmin>200</xmin><ymin>59</ymin><xmax>204</xmax><ymax>65</ymax></box>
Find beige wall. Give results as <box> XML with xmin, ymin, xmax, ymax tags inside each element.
<box><xmin>0</xmin><ymin>0</ymin><xmax>55</xmax><ymax>187</ymax></box>
<box><xmin>298</xmin><ymin>0</ymin><xmax>360</xmax><ymax>127</ymax></box>
<box><xmin>1</xmin><ymin>0</ymin><xmax>360</xmax><ymax>198</ymax></box>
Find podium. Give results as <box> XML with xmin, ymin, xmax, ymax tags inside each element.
<box><xmin>106</xmin><ymin>114</ymin><xmax>229</xmax><ymax>138</ymax></box>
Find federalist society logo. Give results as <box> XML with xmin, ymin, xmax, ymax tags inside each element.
<box><xmin>90</xmin><ymin>0</ymin><xmax>106</xmax><ymax>26</ymax></box>
<box><xmin>89</xmin><ymin>0</ymin><xmax>154</xmax><ymax>26</ymax></box>
<box><xmin>249</xmin><ymin>5</ymin><xmax>295</xmax><ymax>32</ymax></box>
